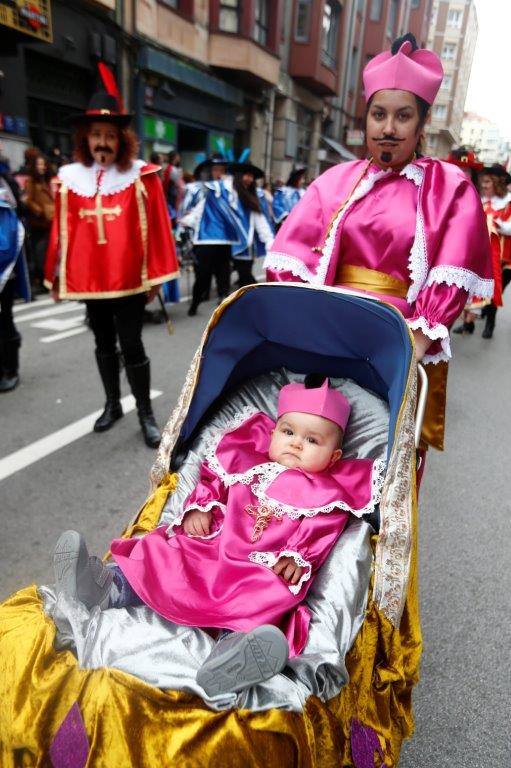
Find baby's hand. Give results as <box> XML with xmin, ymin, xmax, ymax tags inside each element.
<box><xmin>182</xmin><ymin>509</ymin><xmax>212</xmax><ymax>536</ymax></box>
<box><xmin>272</xmin><ymin>556</ymin><xmax>305</xmax><ymax>585</ymax></box>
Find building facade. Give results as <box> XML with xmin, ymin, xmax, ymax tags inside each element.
<box><xmin>424</xmin><ymin>0</ymin><xmax>478</xmax><ymax>158</ymax></box>
<box><xmin>461</xmin><ymin>112</ymin><xmax>511</xmax><ymax>167</ymax></box>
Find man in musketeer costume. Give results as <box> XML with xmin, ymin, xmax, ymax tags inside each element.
<box><xmin>45</xmin><ymin>66</ymin><xmax>179</xmax><ymax>447</ymax></box>
<box><xmin>265</xmin><ymin>34</ymin><xmax>493</xmax><ymax>471</ymax></box>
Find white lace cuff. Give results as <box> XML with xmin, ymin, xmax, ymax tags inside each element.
<box><xmin>407</xmin><ymin>316</ymin><xmax>451</xmax><ymax>364</ymax></box>
<box><xmin>166</xmin><ymin>501</ymin><xmax>227</xmax><ymax>539</ymax></box>
<box><xmin>248</xmin><ymin>549</ymin><xmax>312</xmax><ymax>595</ymax></box>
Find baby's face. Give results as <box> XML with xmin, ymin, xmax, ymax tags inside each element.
<box><xmin>269</xmin><ymin>412</ymin><xmax>342</xmax><ymax>473</ymax></box>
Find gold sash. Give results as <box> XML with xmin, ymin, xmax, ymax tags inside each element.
<box><xmin>336</xmin><ymin>263</ymin><xmax>448</xmax><ymax>451</ymax></box>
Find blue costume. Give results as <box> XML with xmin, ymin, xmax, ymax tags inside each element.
<box><xmin>272</xmin><ymin>186</ymin><xmax>306</xmax><ymax>226</ymax></box>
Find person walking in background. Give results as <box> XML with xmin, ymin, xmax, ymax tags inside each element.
<box><xmin>228</xmin><ymin>161</ymin><xmax>274</xmax><ymax>287</ymax></box>
<box><xmin>163</xmin><ymin>150</ymin><xmax>185</xmax><ymax>228</ymax></box>
<box><xmin>44</xmin><ymin>68</ymin><xmax>179</xmax><ymax>448</ymax></box>
<box><xmin>272</xmin><ymin>166</ymin><xmax>307</xmax><ymax>229</ymax></box>
<box><xmin>0</xmin><ymin>159</ymin><xmax>30</xmax><ymax>392</ymax></box>
<box><xmin>23</xmin><ymin>153</ymin><xmax>55</xmax><ymax>294</ymax></box>
<box><xmin>479</xmin><ymin>164</ymin><xmax>511</xmax><ymax>339</ymax></box>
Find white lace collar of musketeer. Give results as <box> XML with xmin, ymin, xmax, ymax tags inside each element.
<box><xmin>58</xmin><ymin>159</ymin><xmax>145</xmax><ymax>198</ymax></box>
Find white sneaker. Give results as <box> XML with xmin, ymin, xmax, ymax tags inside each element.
<box><xmin>53</xmin><ymin>530</ymin><xmax>112</xmax><ymax>610</ymax></box>
<box><xmin>196</xmin><ymin>625</ymin><xmax>289</xmax><ymax>696</ymax></box>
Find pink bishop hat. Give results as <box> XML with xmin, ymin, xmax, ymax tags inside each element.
<box><xmin>278</xmin><ymin>379</ymin><xmax>351</xmax><ymax>432</ymax></box>
<box><xmin>363</xmin><ymin>38</ymin><xmax>443</xmax><ymax>105</ymax></box>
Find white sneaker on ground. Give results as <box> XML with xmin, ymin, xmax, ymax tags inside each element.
<box><xmin>53</xmin><ymin>530</ymin><xmax>112</xmax><ymax>610</ymax></box>
<box><xmin>196</xmin><ymin>625</ymin><xmax>289</xmax><ymax>697</ymax></box>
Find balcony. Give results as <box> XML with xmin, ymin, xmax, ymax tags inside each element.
<box><xmin>288</xmin><ymin>0</ymin><xmax>342</xmax><ymax>96</ymax></box>
<box><xmin>208</xmin><ymin>0</ymin><xmax>282</xmax><ymax>88</ymax></box>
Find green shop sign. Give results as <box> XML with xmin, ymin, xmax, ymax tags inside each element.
<box><xmin>143</xmin><ymin>115</ymin><xmax>177</xmax><ymax>144</ymax></box>
<box><xmin>209</xmin><ymin>133</ymin><xmax>233</xmax><ymax>155</ymax></box>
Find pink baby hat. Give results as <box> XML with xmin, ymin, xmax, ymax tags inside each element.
<box><xmin>363</xmin><ymin>39</ymin><xmax>443</xmax><ymax>105</ymax></box>
<box><xmin>278</xmin><ymin>380</ymin><xmax>351</xmax><ymax>431</ymax></box>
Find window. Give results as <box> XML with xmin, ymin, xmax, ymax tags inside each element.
<box><xmin>296</xmin><ymin>105</ymin><xmax>314</xmax><ymax>164</ymax></box>
<box><xmin>160</xmin><ymin>0</ymin><xmax>178</xmax><ymax>7</ymax></box>
<box><xmin>428</xmin><ymin>134</ymin><xmax>438</xmax><ymax>150</ymax></box>
<box><xmin>386</xmin><ymin>0</ymin><xmax>398</xmax><ymax>38</ymax></box>
<box><xmin>349</xmin><ymin>46</ymin><xmax>360</xmax><ymax>92</ymax></box>
<box><xmin>295</xmin><ymin>0</ymin><xmax>312</xmax><ymax>42</ymax></box>
<box><xmin>254</xmin><ymin>0</ymin><xmax>269</xmax><ymax>45</ymax></box>
<box><xmin>321</xmin><ymin>0</ymin><xmax>341</xmax><ymax>69</ymax></box>
<box><xmin>441</xmin><ymin>74</ymin><xmax>452</xmax><ymax>90</ymax></box>
<box><xmin>433</xmin><ymin>104</ymin><xmax>447</xmax><ymax>119</ymax></box>
<box><xmin>411</xmin><ymin>0</ymin><xmax>420</xmax><ymax>8</ymax></box>
<box><xmin>370</xmin><ymin>0</ymin><xmax>383</xmax><ymax>22</ymax></box>
<box><xmin>219</xmin><ymin>0</ymin><xmax>239</xmax><ymax>33</ymax></box>
<box><xmin>447</xmin><ymin>9</ymin><xmax>462</xmax><ymax>28</ymax></box>
<box><xmin>442</xmin><ymin>42</ymin><xmax>456</xmax><ymax>60</ymax></box>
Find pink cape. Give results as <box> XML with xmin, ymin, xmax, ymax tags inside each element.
<box><xmin>111</xmin><ymin>412</ymin><xmax>384</xmax><ymax>657</ymax></box>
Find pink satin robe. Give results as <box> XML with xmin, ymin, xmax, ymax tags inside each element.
<box><xmin>111</xmin><ymin>412</ymin><xmax>383</xmax><ymax>657</ymax></box>
<box><xmin>265</xmin><ymin>158</ymin><xmax>493</xmax><ymax>365</ymax></box>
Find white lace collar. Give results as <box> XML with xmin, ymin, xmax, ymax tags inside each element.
<box><xmin>58</xmin><ymin>159</ymin><xmax>145</xmax><ymax>198</ymax></box>
<box><xmin>486</xmin><ymin>192</ymin><xmax>511</xmax><ymax>211</ymax></box>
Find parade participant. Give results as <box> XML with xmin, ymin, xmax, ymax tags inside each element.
<box><xmin>443</xmin><ymin>149</ymin><xmax>489</xmax><ymax>336</ymax></box>
<box><xmin>23</xmin><ymin>153</ymin><xmax>55</xmax><ymax>294</ymax></box>
<box><xmin>52</xmin><ymin>377</ymin><xmax>383</xmax><ymax>695</ymax></box>
<box><xmin>0</xmin><ymin>163</ymin><xmax>30</xmax><ymax>392</ymax></box>
<box><xmin>478</xmin><ymin>164</ymin><xmax>511</xmax><ymax>339</ymax></box>
<box><xmin>44</xmin><ymin>72</ymin><xmax>179</xmax><ymax>448</ymax></box>
<box><xmin>179</xmin><ymin>154</ymin><xmax>241</xmax><ymax>316</ymax></box>
<box><xmin>264</xmin><ymin>33</ymin><xmax>493</xmax><ymax>457</ymax></box>
<box><xmin>228</xmin><ymin>161</ymin><xmax>274</xmax><ymax>287</ymax></box>
<box><xmin>272</xmin><ymin>166</ymin><xmax>307</xmax><ymax>228</ymax></box>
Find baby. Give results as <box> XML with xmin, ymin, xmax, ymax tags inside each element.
<box><xmin>54</xmin><ymin>377</ymin><xmax>382</xmax><ymax>697</ymax></box>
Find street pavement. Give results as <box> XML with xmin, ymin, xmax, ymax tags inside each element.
<box><xmin>0</xmin><ymin>284</ymin><xmax>510</xmax><ymax>766</ymax></box>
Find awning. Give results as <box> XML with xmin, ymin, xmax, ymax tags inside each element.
<box><xmin>320</xmin><ymin>135</ymin><xmax>357</xmax><ymax>161</ymax></box>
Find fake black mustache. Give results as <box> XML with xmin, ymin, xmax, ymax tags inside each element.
<box><xmin>94</xmin><ymin>146</ymin><xmax>114</xmax><ymax>154</ymax></box>
<box><xmin>373</xmin><ymin>137</ymin><xmax>405</xmax><ymax>143</ymax></box>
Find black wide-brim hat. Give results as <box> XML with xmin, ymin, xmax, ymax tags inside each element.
<box><xmin>193</xmin><ymin>154</ymin><xmax>229</xmax><ymax>178</ymax></box>
<box><xmin>227</xmin><ymin>162</ymin><xmax>265</xmax><ymax>180</ymax></box>
<box><xmin>481</xmin><ymin>164</ymin><xmax>511</xmax><ymax>185</ymax></box>
<box><xmin>286</xmin><ymin>165</ymin><xmax>307</xmax><ymax>186</ymax></box>
<box><xmin>69</xmin><ymin>92</ymin><xmax>134</xmax><ymax>127</ymax></box>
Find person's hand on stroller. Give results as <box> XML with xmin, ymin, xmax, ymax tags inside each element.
<box><xmin>183</xmin><ymin>508</ymin><xmax>212</xmax><ymax>536</ymax></box>
<box><xmin>272</xmin><ymin>556</ymin><xmax>305</xmax><ymax>585</ymax></box>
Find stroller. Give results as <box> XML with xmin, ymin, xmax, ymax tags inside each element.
<box><xmin>0</xmin><ymin>284</ymin><xmax>427</xmax><ymax>767</ymax></box>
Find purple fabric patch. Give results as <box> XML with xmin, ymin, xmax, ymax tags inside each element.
<box><xmin>350</xmin><ymin>718</ymin><xmax>384</xmax><ymax>768</ymax></box>
<box><xmin>49</xmin><ymin>702</ymin><xmax>89</xmax><ymax>768</ymax></box>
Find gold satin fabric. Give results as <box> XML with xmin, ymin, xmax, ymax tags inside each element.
<box><xmin>336</xmin><ymin>264</ymin><xmax>447</xmax><ymax>451</ymax></box>
<box><xmin>0</xmin><ymin>473</ymin><xmax>421</xmax><ymax>767</ymax></box>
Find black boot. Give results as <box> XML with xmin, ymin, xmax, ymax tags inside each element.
<box><xmin>125</xmin><ymin>359</ymin><xmax>161</xmax><ymax>448</ymax></box>
<box><xmin>453</xmin><ymin>321</ymin><xmax>475</xmax><ymax>335</ymax></box>
<box><xmin>93</xmin><ymin>351</ymin><xmax>123</xmax><ymax>432</ymax></box>
<box><xmin>482</xmin><ymin>306</ymin><xmax>496</xmax><ymax>339</ymax></box>
<box><xmin>0</xmin><ymin>335</ymin><xmax>21</xmax><ymax>393</ymax></box>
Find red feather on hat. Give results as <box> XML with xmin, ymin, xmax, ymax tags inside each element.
<box><xmin>97</xmin><ymin>61</ymin><xmax>125</xmax><ymax>114</ymax></box>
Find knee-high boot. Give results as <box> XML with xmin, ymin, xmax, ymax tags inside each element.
<box><xmin>125</xmin><ymin>358</ymin><xmax>161</xmax><ymax>448</ymax></box>
<box><xmin>93</xmin><ymin>351</ymin><xmax>123</xmax><ymax>432</ymax></box>
<box><xmin>0</xmin><ymin>334</ymin><xmax>21</xmax><ymax>393</ymax></box>
<box><xmin>482</xmin><ymin>305</ymin><xmax>497</xmax><ymax>339</ymax></box>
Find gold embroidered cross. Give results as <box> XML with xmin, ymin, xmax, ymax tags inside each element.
<box><xmin>78</xmin><ymin>194</ymin><xmax>122</xmax><ymax>245</ymax></box>
<box><xmin>246</xmin><ymin>504</ymin><xmax>282</xmax><ymax>542</ymax></box>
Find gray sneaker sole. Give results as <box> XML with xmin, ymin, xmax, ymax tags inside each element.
<box><xmin>53</xmin><ymin>530</ymin><xmax>111</xmax><ymax>609</ymax></box>
<box><xmin>196</xmin><ymin>625</ymin><xmax>289</xmax><ymax>697</ymax></box>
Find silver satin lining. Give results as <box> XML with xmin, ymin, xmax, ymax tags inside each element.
<box><xmin>42</xmin><ymin>369</ymin><xmax>388</xmax><ymax>713</ymax></box>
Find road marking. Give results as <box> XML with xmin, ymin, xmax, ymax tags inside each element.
<box><xmin>41</xmin><ymin>327</ymin><xmax>88</xmax><ymax>343</ymax></box>
<box><xmin>16</xmin><ymin>303</ymin><xmax>87</xmax><ymax>324</ymax></box>
<box><xmin>0</xmin><ymin>390</ymin><xmax>163</xmax><ymax>483</ymax></box>
<box><xmin>32</xmin><ymin>315</ymin><xmax>85</xmax><ymax>332</ymax></box>
<box><xmin>13</xmin><ymin>298</ymin><xmax>54</xmax><ymax>313</ymax></box>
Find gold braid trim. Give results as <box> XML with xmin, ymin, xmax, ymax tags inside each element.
<box><xmin>59</xmin><ymin>184</ymin><xmax>69</xmax><ymax>294</ymax></box>
<box><xmin>135</xmin><ymin>178</ymin><xmax>149</xmax><ymax>288</ymax></box>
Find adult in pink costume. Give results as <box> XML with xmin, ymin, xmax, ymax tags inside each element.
<box><xmin>264</xmin><ymin>34</ymin><xmax>493</xmax><ymax>452</ymax></box>
<box><xmin>110</xmin><ymin>384</ymin><xmax>383</xmax><ymax>658</ymax></box>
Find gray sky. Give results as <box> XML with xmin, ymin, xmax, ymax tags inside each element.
<box><xmin>465</xmin><ymin>0</ymin><xmax>511</xmax><ymax>138</ymax></box>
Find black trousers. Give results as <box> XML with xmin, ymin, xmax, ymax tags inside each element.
<box><xmin>232</xmin><ymin>257</ymin><xmax>256</xmax><ymax>288</ymax></box>
<box><xmin>0</xmin><ymin>278</ymin><xmax>18</xmax><ymax>342</ymax></box>
<box><xmin>85</xmin><ymin>294</ymin><xmax>147</xmax><ymax>366</ymax></box>
<box><xmin>487</xmin><ymin>266</ymin><xmax>511</xmax><ymax>324</ymax></box>
<box><xmin>191</xmin><ymin>244</ymin><xmax>231</xmax><ymax>308</ymax></box>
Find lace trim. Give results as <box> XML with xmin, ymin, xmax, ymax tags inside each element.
<box><xmin>248</xmin><ymin>550</ymin><xmax>312</xmax><ymax>595</ymax></box>
<box><xmin>405</xmin><ymin>166</ymin><xmax>428</xmax><ymax>303</ymax></box>
<box><xmin>250</xmin><ymin>457</ymin><xmax>386</xmax><ymax>520</ymax></box>
<box><xmin>58</xmin><ymin>160</ymin><xmax>145</xmax><ymax>198</ymax></box>
<box><xmin>166</xmin><ymin>501</ymin><xmax>227</xmax><ymax>539</ymax></box>
<box><xmin>263</xmin><ymin>251</ymin><xmax>314</xmax><ymax>282</ymax></box>
<box><xmin>422</xmin><ymin>342</ymin><xmax>450</xmax><ymax>365</ymax></box>
<box><xmin>406</xmin><ymin>316</ymin><xmax>449</xmax><ymax>341</ymax></box>
<box><xmin>400</xmin><ymin>164</ymin><xmax>423</xmax><ymax>186</ymax></box>
<box><xmin>425</xmin><ymin>265</ymin><xmax>494</xmax><ymax>300</ymax></box>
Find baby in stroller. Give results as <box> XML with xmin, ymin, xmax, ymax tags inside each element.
<box><xmin>53</xmin><ymin>376</ymin><xmax>383</xmax><ymax>698</ymax></box>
